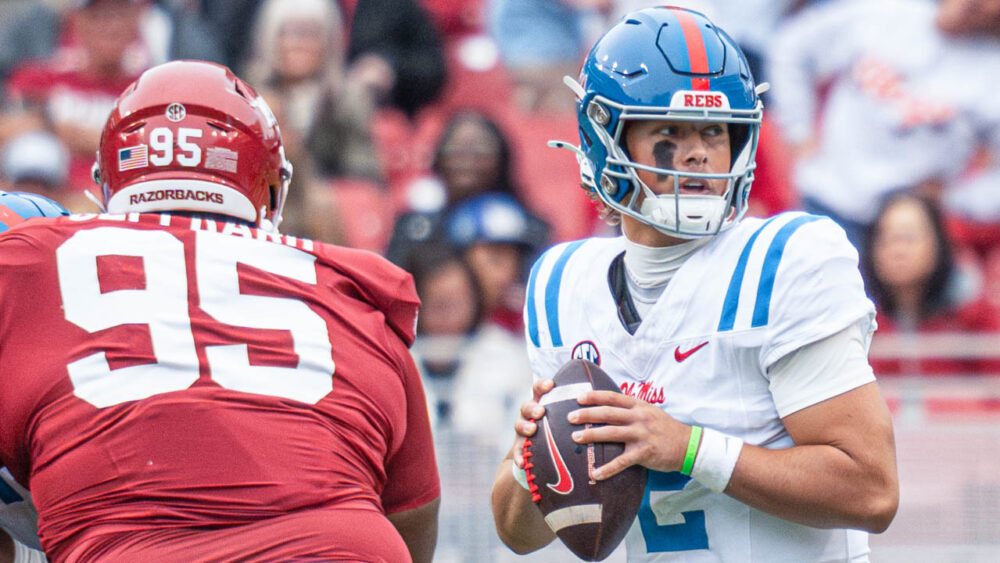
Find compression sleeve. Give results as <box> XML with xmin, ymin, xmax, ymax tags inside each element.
<box><xmin>767</xmin><ymin>321</ymin><xmax>876</xmax><ymax>418</ymax></box>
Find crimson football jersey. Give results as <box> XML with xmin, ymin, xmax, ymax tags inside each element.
<box><xmin>0</xmin><ymin>212</ymin><xmax>438</xmax><ymax>561</ymax></box>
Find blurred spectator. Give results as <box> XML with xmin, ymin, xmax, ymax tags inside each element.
<box><xmin>862</xmin><ymin>193</ymin><xmax>999</xmax><ymax>376</ymax></box>
<box><xmin>0</xmin><ymin>0</ymin><xmax>223</xmax><ymax>83</ymax></box>
<box><xmin>347</xmin><ymin>0</ymin><xmax>447</xmax><ymax>118</ymax></box>
<box><xmin>419</xmin><ymin>0</ymin><xmax>514</xmax><ymax>115</ymax></box>
<box><xmin>487</xmin><ymin>0</ymin><xmax>596</xmax><ymax>114</ymax></box>
<box><xmin>0</xmin><ymin>130</ymin><xmax>91</xmax><ymax>210</ymax></box>
<box><xmin>137</xmin><ymin>0</ymin><xmax>225</xmax><ymax>65</ymax></box>
<box><xmin>190</xmin><ymin>0</ymin><xmax>263</xmax><ymax>69</ymax></box>
<box><xmin>405</xmin><ymin>242</ymin><xmax>536</xmax><ymax>562</ymax></box>
<box><xmin>1</xmin><ymin>0</ymin><xmax>149</xmax><ymax>194</ymax></box>
<box><xmin>244</xmin><ymin>0</ymin><xmax>378</xmax><ymax>181</ymax></box>
<box><xmin>0</xmin><ymin>1</ymin><xmax>62</xmax><ymax>83</ymax></box>
<box><xmin>408</xmin><ymin>243</ymin><xmax>486</xmax><ymax>428</ymax></box>
<box><xmin>405</xmin><ymin>239</ymin><xmax>530</xmax><ymax>470</ymax></box>
<box><xmin>243</xmin><ymin>0</ymin><xmax>382</xmax><ymax>242</ymax></box>
<box><xmin>768</xmin><ymin>0</ymin><xmax>1000</xmax><ymax>250</ymax></box>
<box><xmin>444</xmin><ymin>192</ymin><xmax>548</xmax><ymax>333</ymax></box>
<box><xmin>385</xmin><ymin>111</ymin><xmax>549</xmax><ymax>267</ymax></box>
<box><xmin>0</xmin><ymin>130</ymin><xmax>67</xmax><ymax>193</ymax></box>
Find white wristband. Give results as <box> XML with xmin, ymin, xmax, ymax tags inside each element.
<box><xmin>690</xmin><ymin>427</ymin><xmax>743</xmax><ymax>494</ymax></box>
<box><xmin>511</xmin><ymin>460</ymin><xmax>530</xmax><ymax>490</ymax></box>
<box><xmin>13</xmin><ymin>538</ymin><xmax>48</xmax><ymax>563</ymax></box>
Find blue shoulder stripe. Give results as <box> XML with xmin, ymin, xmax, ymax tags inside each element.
<box><xmin>526</xmin><ymin>252</ymin><xmax>546</xmax><ymax>347</ymax></box>
<box><xmin>526</xmin><ymin>240</ymin><xmax>587</xmax><ymax>347</ymax></box>
<box><xmin>751</xmin><ymin>215</ymin><xmax>823</xmax><ymax>327</ymax></box>
<box><xmin>544</xmin><ymin>240</ymin><xmax>586</xmax><ymax>347</ymax></box>
<box><xmin>718</xmin><ymin>217</ymin><xmax>777</xmax><ymax>331</ymax></box>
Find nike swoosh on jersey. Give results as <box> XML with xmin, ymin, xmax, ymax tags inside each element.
<box><xmin>674</xmin><ymin>341</ymin><xmax>709</xmax><ymax>362</ymax></box>
<box><xmin>543</xmin><ymin>418</ymin><xmax>574</xmax><ymax>495</ymax></box>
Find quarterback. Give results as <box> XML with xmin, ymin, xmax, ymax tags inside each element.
<box><xmin>492</xmin><ymin>7</ymin><xmax>898</xmax><ymax>562</ymax></box>
<box><xmin>0</xmin><ymin>61</ymin><xmax>439</xmax><ymax>562</ymax></box>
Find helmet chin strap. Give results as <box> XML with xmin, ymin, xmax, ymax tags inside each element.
<box><xmin>632</xmin><ymin>171</ymin><xmax>736</xmax><ymax>238</ymax></box>
<box><xmin>259</xmin><ymin>156</ymin><xmax>293</xmax><ymax>233</ymax></box>
<box><xmin>639</xmin><ymin>193</ymin><xmax>730</xmax><ymax>238</ymax></box>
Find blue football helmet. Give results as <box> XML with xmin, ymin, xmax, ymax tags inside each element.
<box><xmin>551</xmin><ymin>6</ymin><xmax>763</xmax><ymax>238</ymax></box>
<box><xmin>0</xmin><ymin>191</ymin><xmax>69</xmax><ymax>232</ymax></box>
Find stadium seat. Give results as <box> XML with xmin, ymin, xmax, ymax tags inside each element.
<box><xmin>328</xmin><ymin>178</ymin><xmax>393</xmax><ymax>253</ymax></box>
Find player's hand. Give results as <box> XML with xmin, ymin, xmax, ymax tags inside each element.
<box><xmin>568</xmin><ymin>390</ymin><xmax>691</xmax><ymax>479</ymax></box>
<box><xmin>511</xmin><ymin>378</ymin><xmax>554</xmax><ymax>468</ymax></box>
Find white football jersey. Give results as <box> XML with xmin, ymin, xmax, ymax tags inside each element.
<box><xmin>0</xmin><ymin>466</ymin><xmax>41</xmax><ymax>550</ymax></box>
<box><xmin>524</xmin><ymin>212</ymin><xmax>876</xmax><ymax>562</ymax></box>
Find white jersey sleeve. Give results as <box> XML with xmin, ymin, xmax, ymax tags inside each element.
<box><xmin>0</xmin><ymin>467</ymin><xmax>41</xmax><ymax>550</ymax></box>
<box><xmin>759</xmin><ymin>215</ymin><xmax>876</xmax><ymax>370</ymax></box>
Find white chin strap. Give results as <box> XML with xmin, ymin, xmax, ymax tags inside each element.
<box><xmin>639</xmin><ymin>193</ymin><xmax>730</xmax><ymax>237</ymax></box>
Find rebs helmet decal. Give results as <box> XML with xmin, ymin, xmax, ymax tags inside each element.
<box><xmin>93</xmin><ymin>60</ymin><xmax>292</xmax><ymax>230</ymax></box>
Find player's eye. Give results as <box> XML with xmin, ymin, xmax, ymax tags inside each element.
<box><xmin>656</xmin><ymin>125</ymin><xmax>678</xmax><ymax>137</ymax></box>
<box><xmin>703</xmin><ymin>125</ymin><xmax>725</xmax><ymax>137</ymax></box>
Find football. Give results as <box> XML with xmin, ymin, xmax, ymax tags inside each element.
<box><xmin>523</xmin><ymin>359</ymin><xmax>648</xmax><ymax>561</ymax></box>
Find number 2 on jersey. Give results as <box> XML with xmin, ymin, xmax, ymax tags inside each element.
<box><xmin>56</xmin><ymin>227</ymin><xmax>336</xmax><ymax>407</ymax></box>
<box><xmin>638</xmin><ymin>471</ymin><xmax>709</xmax><ymax>552</ymax></box>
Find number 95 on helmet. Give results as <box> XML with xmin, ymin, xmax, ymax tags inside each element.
<box><xmin>92</xmin><ymin>60</ymin><xmax>292</xmax><ymax>231</ymax></box>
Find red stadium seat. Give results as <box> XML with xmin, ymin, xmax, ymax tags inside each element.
<box><xmin>329</xmin><ymin>178</ymin><xmax>393</xmax><ymax>253</ymax></box>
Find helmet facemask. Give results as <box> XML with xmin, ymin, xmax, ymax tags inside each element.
<box><xmin>586</xmin><ymin>91</ymin><xmax>762</xmax><ymax>239</ymax></box>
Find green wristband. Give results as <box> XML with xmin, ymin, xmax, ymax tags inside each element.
<box><xmin>681</xmin><ymin>425</ymin><xmax>702</xmax><ymax>476</ymax></box>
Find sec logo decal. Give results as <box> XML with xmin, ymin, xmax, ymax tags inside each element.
<box><xmin>571</xmin><ymin>341</ymin><xmax>600</xmax><ymax>365</ymax></box>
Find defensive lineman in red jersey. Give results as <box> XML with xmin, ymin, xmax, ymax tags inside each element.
<box><xmin>0</xmin><ymin>60</ymin><xmax>440</xmax><ymax>562</ymax></box>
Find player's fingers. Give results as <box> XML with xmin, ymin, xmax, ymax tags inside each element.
<box><xmin>570</xmin><ymin>421</ymin><xmax>637</xmax><ymax>445</ymax></box>
<box><xmin>515</xmin><ymin>416</ymin><xmax>538</xmax><ymax>438</ymax></box>
<box><xmin>511</xmin><ymin>436</ymin><xmax>527</xmax><ymax>467</ymax></box>
<box><xmin>532</xmin><ymin>378</ymin><xmax>554</xmax><ymax>402</ymax></box>
<box><xmin>519</xmin><ymin>399</ymin><xmax>545</xmax><ymax>422</ymax></box>
<box><xmin>567</xmin><ymin>404</ymin><xmax>635</xmax><ymax>426</ymax></box>
<box><xmin>591</xmin><ymin>450</ymin><xmax>637</xmax><ymax>481</ymax></box>
<box><xmin>575</xmin><ymin>389</ymin><xmax>635</xmax><ymax>408</ymax></box>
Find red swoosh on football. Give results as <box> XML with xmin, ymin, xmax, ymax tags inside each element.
<box><xmin>674</xmin><ymin>341</ymin><xmax>709</xmax><ymax>362</ymax></box>
<box><xmin>543</xmin><ymin>418</ymin><xmax>574</xmax><ymax>495</ymax></box>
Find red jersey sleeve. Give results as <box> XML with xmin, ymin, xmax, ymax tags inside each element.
<box><xmin>380</xmin><ymin>336</ymin><xmax>439</xmax><ymax>514</ymax></box>
<box><xmin>323</xmin><ymin>246</ymin><xmax>419</xmax><ymax>346</ymax></box>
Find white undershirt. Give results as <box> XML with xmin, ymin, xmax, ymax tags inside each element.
<box><xmin>622</xmin><ymin>237</ymin><xmax>710</xmax><ymax>318</ymax></box>
<box><xmin>767</xmin><ymin>321</ymin><xmax>876</xmax><ymax>417</ymax></box>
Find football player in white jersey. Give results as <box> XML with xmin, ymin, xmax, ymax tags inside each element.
<box><xmin>1</xmin><ymin>467</ymin><xmax>45</xmax><ymax>563</ymax></box>
<box><xmin>491</xmin><ymin>6</ymin><xmax>899</xmax><ymax>562</ymax></box>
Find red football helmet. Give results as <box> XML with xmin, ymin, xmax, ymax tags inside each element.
<box><xmin>93</xmin><ymin>60</ymin><xmax>292</xmax><ymax>229</ymax></box>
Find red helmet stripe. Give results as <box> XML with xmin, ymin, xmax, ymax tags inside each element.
<box><xmin>0</xmin><ymin>205</ymin><xmax>27</xmax><ymax>230</ymax></box>
<box><xmin>671</xmin><ymin>8</ymin><xmax>711</xmax><ymax>90</ymax></box>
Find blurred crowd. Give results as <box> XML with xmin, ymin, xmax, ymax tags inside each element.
<box><xmin>2</xmin><ymin>0</ymin><xmax>999</xmax><ymax>559</ymax></box>
<box><xmin>1</xmin><ymin>0</ymin><xmax>999</xmax><ymax>386</ymax></box>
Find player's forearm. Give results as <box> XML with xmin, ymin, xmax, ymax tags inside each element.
<box><xmin>0</xmin><ymin>530</ymin><xmax>45</xmax><ymax>563</ymax></box>
<box><xmin>725</xmin><ymin>439</ymin><xmax>898</xmax><ymax>533</ymax></box>
<box><xmin>0</xmin><ymin>529</ymin><xmax>12</xmax><ymax>563</ymax></box>
<box><xmin>491</xmin><ymin>457</ymin><xmax>555</xmax><ymax>553</ymax></box>
<box><xmin>386</xmin><ymin>498</ymin><xmax>439</xmax><ymax>563</ymax></box>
